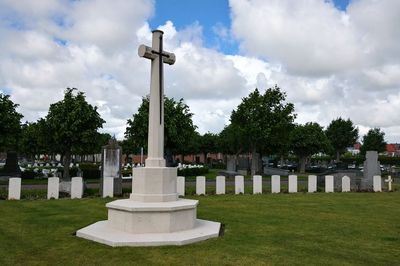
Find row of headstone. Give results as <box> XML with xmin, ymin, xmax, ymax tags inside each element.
<box><xmin>5</xmin><ymin>174</ymin><xmax>386</xmax><ymax>200</ymax></box>
<box><xmin>176</xmin><ymin>175</ymin><xmax>384</xmax><ymax>196</ymax></box>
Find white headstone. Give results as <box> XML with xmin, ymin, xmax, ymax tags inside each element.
<box><xmin>196</xmin><ymin>176</ymin><xmax>206</xmax><ymax>195</ymax></box>
<box><xmin>235</xmin><ymin>175</ymin><xmax>244</xmax><ymax>194</ymax></box>
<box><xmin>271</xmin><ymin>175</ymin><xmax>280</xmax><ymax>193</ymax></box>
<box><xmin>308</xmin><ymin>175</ymin><xmax>317</xmax><ymax>193</ymax></box>
<box><xmin>325</xmin><ymin>175</ymin><xmax>334</xmax><ymax>192</ymax></box>
<box><xmin>216</xmin><ymin>175</ymin><xmax>225</xmax><ymax>195</ymax></box>
<box><xmin>288</xmin><ymin>175</ymin><xmax>297</xmax><ymax>193</ymax></box>
<box><xmin>253</xmin><ymin>175</ymin><xmax>262</xmax><ymax>194</ymax></box>
<box><xmin>71</xmin><ymin>177</ymin><xmax>83</xmax><ymax>199</ymax></box>
<box><xmin>103</xmin><ymin>176</ymin><xmax>114</xmax><ymax>198</ymax></box>
<box><xmin>47</xmin><ymin>177</ymin><xmax>59</xmax><ymax>199</ymax></box>
<box><xmin>342</xmin><ymin>176</ymin><xmax>351</xmax><ymax>192</ymax></box>
<box><xmin>373</xmin><ymin>175</ymin><xmax>382</xmax><ymax>192</ymax></box>
<box><xmin>8</xmin><ymin>177</ymin><xmax>21</xmax><ymax>200</ymax></box>
<box><xmin>177</xmin><ymin>176</ymin><xmax>185</xmax><ymax>196</ymax></box>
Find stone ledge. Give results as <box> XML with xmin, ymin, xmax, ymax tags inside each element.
<box><xmin>76</xmin><ymin>219</ymin><xmax>221</xmax><ymax>247</ymax></box>
<box><xmin>106</xmin><ymin>198</ymin><xmax>198</xmax><ymax>212</ymax></box>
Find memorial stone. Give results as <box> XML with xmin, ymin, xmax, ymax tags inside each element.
<box><xmin>373</xmin><ymin>175</ymin><xmax>382</xmax><ymax>192</ymax></box>
<box><xmin>342</xmin><ymin>176</ymin><xmax>351</xmax><ymax>192</ymax></box>
<box><xmin>253</xmin><ymin>175</ymin><xmax>262</xmax><ymax>194</ymax></box>
<box><xmin>8</xmin><ymin>177</ymin><xmax>21</xmax><ymax>200</ymax></box>
<box><xmin>271</xmin><ymin>175</ymin><xmax>280</xmax><ymax>193</ymax></box>
<box><xmin>196</xmin><ymin>176</ymin><xmax>206</xmax><ymax>195</ymax></box>
<box><xmin>47</xmin><ymin>177</ymin><xmax>59</xmax><ymax>199</ymax></box>
<box><xmin>325</xmin><ymin>175</ymin><xmax>334</xmax><ymax>192</ymax></box>
<box><xmin>235</xmin><ymin>175</ymin><xmax>244</xmax><ymax>194</ymax></box>
<box><xmin>71</xmin><ymin>177</ymin><xmax>83</xmax><ymax>199</ymax></box>
<box><xmin>308</xmin><ymin>175</ymin><xmax>317</xmax><ymax>192</ymax></box>
<box><xmin>216</xmin><ymin>175</ymin><xmax>225</xmax><ymax>194</ymax></box>
<box><xmin>177</xmin><ymin>176</ymin><xmax>185</xmax><ymax>196</ymax></box>
<box><xmin>288</xmin><ymin>175</ymin><xmax>297</xmax><ymax>193</ymax></box>
<box><xmin>101</xmin><ymin>138</ymin><xmax>122</xmax><ymax>196</ymax></box>
<box><xmin>103</xmin><ymin>176</ymin><xmax>114</xmax><ymax>198</ymax></box>
<box><xmin>362</xmin><ymin>151</ymin><xmax>381</xmax><ymax>190</ymax></box>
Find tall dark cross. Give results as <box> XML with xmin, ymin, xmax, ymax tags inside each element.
<box><xmin>138</xmin><ymin>30</ymin><xmax>175</xmax><ymax>164</ymax></box>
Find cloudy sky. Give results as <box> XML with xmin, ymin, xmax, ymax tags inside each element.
<box><xmin>1</xmin><ymin>0</ymin><xmax>399</xmax><ymax>142</ymax></box>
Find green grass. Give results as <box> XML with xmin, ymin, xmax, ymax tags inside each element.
<box><xmin>1</xmin><ymin>193</ymin><xmax>399</xmax><ymax>265</ymax></box>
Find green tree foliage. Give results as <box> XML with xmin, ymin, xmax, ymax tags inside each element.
<box><xmin>290</xmin><ymin>122</ymin><xmax>329</xmax><ymax>173</ymax></box>
<box><xmin>19</xmin><ymin>119</ymin><xmax>49</xmax><ymax>159</ymax></box>
<box><xmin>46</xmin><ymin>88</ymin><xmax>105</xmax><ymax>180</ymax></box>
<box><xmin>218</xmin><ymin>123</ymin><xmax>244</xmax><ymax>155</ymax></box>
<box><xmin>199</xmin><ymin>132</ymin><xmax>219</xmax><ymax>165</ymax></box>
<box><xmin>125</xmin><ymin>96</ymin><xmax>197</xmax><ymax>159</ymax></box>
<box><xmin>326</xmin><ymin>117</ymin><xmax>359</xmax><ymax>161</ymax></box>
<box><xmin>0</xmin><ymin>93</ymin><xmax>23</xmax><ymax>152</ymax></box>
<box><xmin>361</xmin><ymin>128</ymin><xmax>386</xmax><ymax>155</ymax></box>
<box><xmin>230</xmin><ymin>86</ymin><xmax>296</xmax><ymax>174</ymax></box>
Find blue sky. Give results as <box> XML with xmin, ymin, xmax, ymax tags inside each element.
<box><xmin>150</xmin><ymin>0</ymin><xmax>351</xmax><ymax>55</ymax></box>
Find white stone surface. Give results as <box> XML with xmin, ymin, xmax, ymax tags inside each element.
<box><xmin>71</xmin><ymin>177</ymin><xmax>83</xmax><ymax>199</ymax></box>
<box><xmin>103</xmin><ymin>176</ymin><xmax>114</xmax><ymax>198</ymax></box>
<box><xmin>76</xmin><ymin>219</ymin><xmax>220</xmax><ymax>247</ymax></box>
<box><xmin>47</xmin><ymin>177</ymin><xmax>59</xmax><ymax>199</ymax></box>
<box><xmin>373</xmin><ymin>175</ymin><xmax>382</xmax><ymax>192</ymax></box>
<box><xmin>253</xmin><ymin>175</ymin><xmax>262</xmax><ymax>194</ymax></box>
<box><xmin>130</xmin><ymin>167</ymin><xmax>178</xmax><ymax>202</ymax></box>
<box><xmin>216</xmin><ymin>176</ymin><xmax>225</xmax><ymax>195</ymax></box>
<box><xmin>271</xmin><ymin>175</ymin><xmax>280</xmax><ymax>193</ymax></box>
<box><xmin>288</xmin><ymin>175</ymin><xmax>297</xmax><ymax>193</ymax></box>
<box><xmin>342</xmin><ymin>176</ymin><xmax>351</xmax><ymax>192</ymax></box>
<box><xmin>235</xmin><ymin>175</ymin><xmax>244</xmax><ymax>194</ymax></box>
<box><xmin>325</xmin><ymin>175</ymin><xmax>334</xmax><ymax>193</ymax></box>
<box><xmin>196</xmin><ymin>176</ymin><xmax>206</xmax><ymax>195</ymax></box>
<box><xmin>8</xmin><ymin>177</ymin><xmax>21</xmax><ymax>200</ymax></box>
<box><xmin>308</xmin><ymin>175</ymin><xmax>317</xmax><ymax>193</ymax></box>
<box><xmin>177</xmin><ymin>176</ymin><xmax>185</xmax><ymax>196</ymax></box>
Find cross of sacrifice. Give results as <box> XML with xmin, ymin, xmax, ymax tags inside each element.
<box><xmin>385</xmin><ymin>175</ymin><xmax>393</xmax><ymax>191</ymax></box>
<box><xmin>138</xmin><ymin>30</ymin><xmax>175</xmax><ymax>167</ymax></box>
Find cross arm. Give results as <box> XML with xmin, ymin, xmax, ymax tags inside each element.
<box><xmin>138</xmin><ymin>44</ymin><xmax>176</xmax><ymax>65</ymax></box>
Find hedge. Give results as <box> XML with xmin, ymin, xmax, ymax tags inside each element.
<box><xmin>178</xmin><ymin>166</ymin><xmax>209</xmax><ymax>177</ymax></box>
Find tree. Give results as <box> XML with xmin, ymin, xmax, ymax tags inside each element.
<box><xmin>0</xmin><ymin>93</ymin><xmax>23</xmax><ymax>152</ymax></box>
<box><xmin>290</xmin><ymin>122</ymin><xmax>329</xmax><ymax>173</ymax></box>
<box><xmin>199</xmin><ymin>132</ymin><xmax>219</xmax><ymax>165</ymax></box>
<box><xmin>361</xmin><ymin>128</ymin><xmax>386</xmax><ymax>155</ymax></box>
<box><xmin>326</xmin><ymin>118</ymin><xmax>358</xmax><ymax>161</ymax></box>
<box><xmin>125</xmin><ymin>96</ymin><xmax>197</xmax><ymax>165</ymax></box>
<box><xmin>19</xmin><ymin>119</ymin><xmax>49</xmax><ymax>160</ymax></box>
<box><xmin>230</xmin><ymin>85</ymin><xmax>296</xmax><ymax>175</ymax></box>
<box><xmin>46</xmin><ymin>88</ymin><xmax>105</xmax><ymax>180</ymax></box>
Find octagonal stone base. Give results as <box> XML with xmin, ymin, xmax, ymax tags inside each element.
<box><xmin>76</xmin><ymin>198</ymin><xmax>221</xmax><ymax>246</ymax></box>
<box><xmin>76</xmin><ymin>219</ymin><xmax>221</xmax><ymax>247</ymax></box>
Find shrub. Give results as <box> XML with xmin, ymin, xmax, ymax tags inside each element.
<box><xmin>178</xmin><ymin>166</ymin><xmax>209</xmax><ymax>177</ymax></box>
<box><xmin>21</xmin><ymin>170</ymin><xmax>37</xmax><ymax>179</ymax></box>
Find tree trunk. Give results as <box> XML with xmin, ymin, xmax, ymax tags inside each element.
<box><xmin>251</xmin><ymin>147</ymin><xmax>258</xmax><ymax>176</ymax></box>
<box><xmin>299</xmin><ymin>156</ymin><xmax>307</xmax><ymax>174</ymax></box>
<box><xmin>280</xmin><ymin>155</ymin><xmax>284</xmax><ymax>168</ymax></box>
<box><xmin>336</xmin><ymin>151</ymin><xmax>340</xmax><ymax>162</ymax></box>
<box><xmin>63</xmin><ymin>151</ymin><xmax>71</xmax><ymax>181</ymax></box>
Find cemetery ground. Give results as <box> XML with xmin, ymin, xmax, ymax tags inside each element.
<box><xmin>1</xmin><ymin>193</ymin><xmax>399</xmax><ymax>265</ymax></box>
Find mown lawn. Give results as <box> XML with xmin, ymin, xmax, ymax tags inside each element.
<box><xmin>0</xmin><ymin>193</ymin><xmax>399</xmax><ymax>266</ymax></box>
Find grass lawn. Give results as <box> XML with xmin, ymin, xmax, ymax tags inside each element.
<box><xmin>1</xmin><ymin>193</ymin><xmax>399</xmax><ymax>265</ymax></box>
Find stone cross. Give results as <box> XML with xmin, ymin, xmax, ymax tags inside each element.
<box><xmin>385</xmin><ymin>175</ymin><xmax>393</xmax><ymax>191</ymax></box>
<box><xmin>138</xmin><ymin>30</ymin><xmax>175</xmax><ymax>167</ymax></box>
